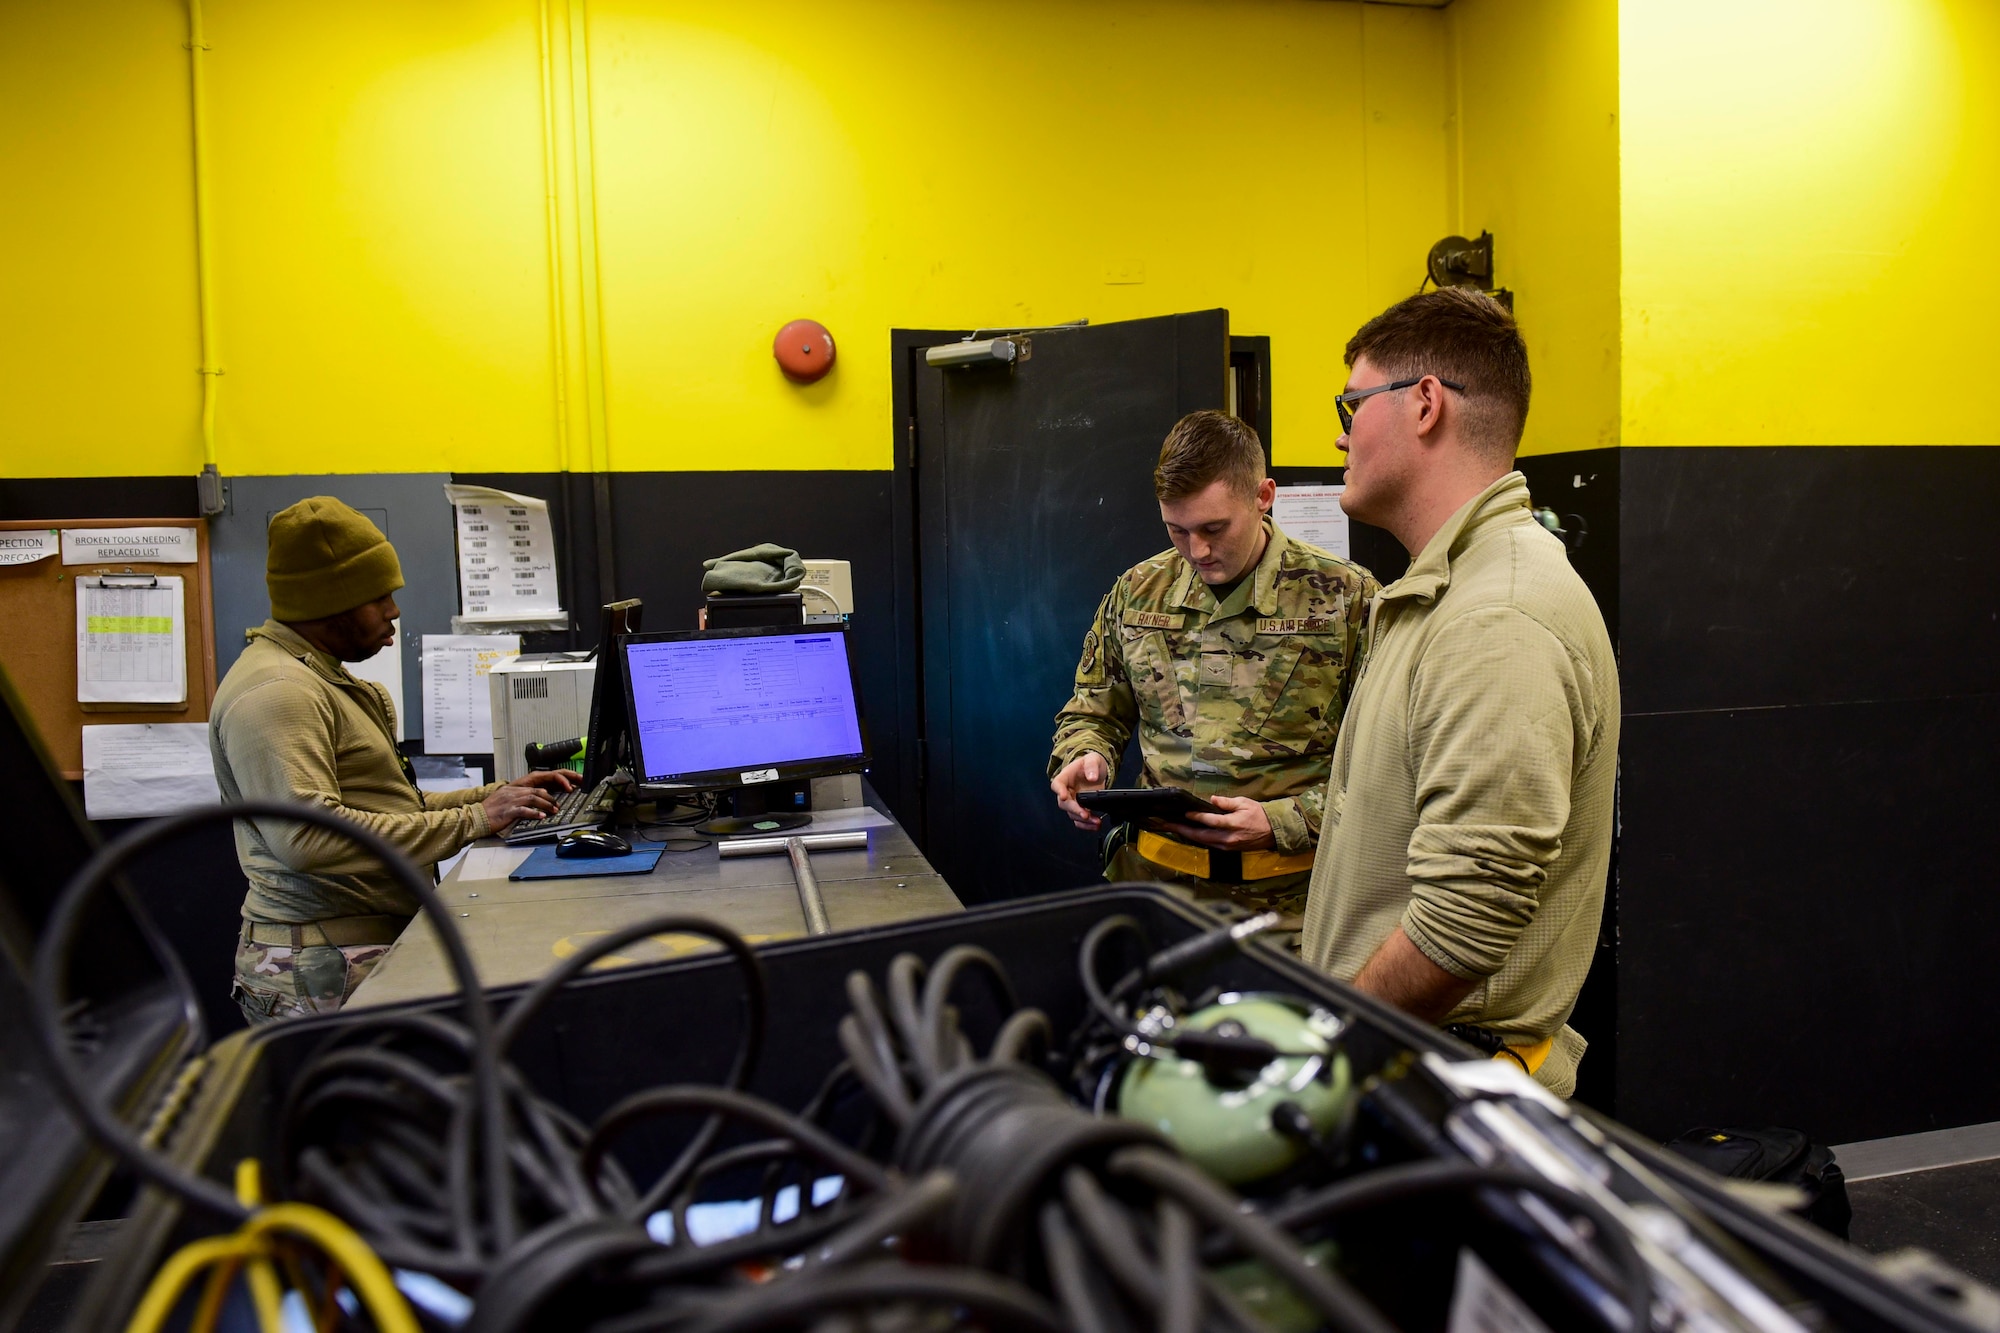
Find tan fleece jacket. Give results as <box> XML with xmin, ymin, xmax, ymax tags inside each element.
<box><xmin>210</xmin><ymin>620</ymin><xmax>500</xmax><ymax>924</ymax></box>
<box><xmin>1300</xmin><ymin>473</ymin><xmax>1619</xmax><ymax>1097</ymax></box>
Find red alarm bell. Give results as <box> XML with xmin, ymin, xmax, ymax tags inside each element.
<box><xmin>774</xmin><ymin>319</ymin><xmax>836</xmax><ymax>382</ymax></box>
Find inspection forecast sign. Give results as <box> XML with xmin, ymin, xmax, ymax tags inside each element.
<box><xmin>0</xmin><ymin>530</ymin><xmax>58</xmax><ymax>566</ymax></box>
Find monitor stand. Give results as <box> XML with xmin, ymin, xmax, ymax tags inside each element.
<box><xmin>697</xmin><ymin>778</ymin><xmax>814</xmax><ymax>837</ymax></box>
<box><xmin>700</xmin><ymin>812</ymin><xmax>812</xmax><ymax>837</ymax></box>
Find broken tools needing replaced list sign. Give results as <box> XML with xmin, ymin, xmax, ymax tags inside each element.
<box><xmin>61</xmin><ymin>526</ymin><xmax>199</xmax><ymax>565</ymax></box>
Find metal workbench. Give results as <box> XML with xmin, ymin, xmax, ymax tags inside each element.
<box><xmin>349</xmin><ymin>807</ymin><xmax>961</xmax><ymax>1008</ymax></box>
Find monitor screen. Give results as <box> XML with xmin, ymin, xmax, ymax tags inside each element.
<box><xmin>621</xmin><ymin>626</ymin><xmax>866</xmax><ymax>787</ymax></box>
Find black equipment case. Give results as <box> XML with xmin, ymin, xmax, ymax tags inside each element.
<box><xmin>0</xmin><ymin>664</ymin><xmax>1984</xmax><ymax>1333</ymax></box>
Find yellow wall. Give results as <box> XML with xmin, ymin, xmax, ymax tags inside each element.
<box><xmin>1621</xmin><ymin>0</ymin><xmax>1999</xmax><ymax>447</ymax></box>
<box><xmin>592</xmin><ymin>0</ymin><xmax>1452</xmax><ymax>471</ymax></box>
<box><xmin>1</xmin><ymin>0</ymin><xmax>1454</xmax><ymax>478</ymax></box>
<box><xmin>1</xmin><ymin>0</ymin><xmax>202</xmax><ymax>474</ymax></box>
<box><xmin>10</xmin><ymin>1</ymin><xmax>1994</xmax><ymax>478</ymax></box>
<box><xmin>1448</xmin><ymin>0</ymin><xmax>1620</xmax><ymax>458</ymax></box>
<box><xmin>206</xmin><ymin>3</ymin><xmax>561</xmax><ymax>474</ymax></box>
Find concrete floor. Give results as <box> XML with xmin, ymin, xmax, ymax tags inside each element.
<box><xmin>1848</xmin><ymin>1158</ymin><xmax>2000</xmax><ymax>1289</ymax></box>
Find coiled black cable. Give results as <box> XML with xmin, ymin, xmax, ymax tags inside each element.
<box><xmin>26</xmin><ymin>800</ymin><xmax>509</xmax><ymax>1232</ymax></box>
<box><xmin>646</xmin><ymin>1260</ymin><xmax>1070</xmax><ymax>1333</ymax></box>
<box><xmin>828</xmin><ymin>932</ymin><xmax>1409</xmax><ymax>1333</ymax></box>
<box><xmin>57</xmin><ymin>800</ymin><xmax>1666</xmax><ymax>1333</ymax></box>
<box><xmin>1248</xmin><ymin>1158</ymin><xmax>1654</xmax><ymax>1333</ymax></box>
<box><xmin>493</xmin><ymin>915</ymin><xmax>768</xmax><ymax>1223</ymax></box>
<box><xmin>1110</xmin><ymin>1146</ymin><xmax>1398</xmax><ymax>1333</ymax></box>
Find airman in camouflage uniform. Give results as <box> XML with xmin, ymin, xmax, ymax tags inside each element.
<box><xmin>232</xmin><ymin>934</ymin><xmax>395</xmax><ymax>1022</ymax></box>
<box><xmin>215</xmin><ymin>498</ymin><xmax>575</xmax><ymax>1026</ymax></box>
<box><xmin>1049</xmin><ymin>513</ymin><xmax>1377</xmax><ymax>926</ymax></box>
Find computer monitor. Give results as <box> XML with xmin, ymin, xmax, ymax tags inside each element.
<box><xmin>581</xmin><ymin>598</ymin><xmax>643</xmax><ymax>787</ymax></box>
<box><xmin>619</xmin><ymin>624</ymin><xmax>868</xmax><ymax>794</ymax></box>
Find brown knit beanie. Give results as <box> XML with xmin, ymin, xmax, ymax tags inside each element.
<box><xmin>266</xmin><ymin>497</ymin><xmax>406</xmax><ymax>622</ymax></box>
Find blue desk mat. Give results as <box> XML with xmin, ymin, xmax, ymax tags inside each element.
<box><xmin>508</xmin><ymin>844</ymin><xmax>665</xmax><ymax>880</ymax></box>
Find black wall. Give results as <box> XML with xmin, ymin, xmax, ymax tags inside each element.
<box><xmin>453</xmin><ymin>470</ymin><xmax>912</xmax><ymax>823</ymax></box>
<box><xmin>1306</xmin><ymin>442</ymin><xmax>2000</xmax><ymax>1142</ymax></box>
<box><xmin>4</xmin><ymin>471</ymin><xmax>910</xmax><ymax>1038</ymax></box>
<box><xmin>0</xmin><ymin>476</ymin><xmax>198</xmax><ymax>521</ymax></box>
<box><xmin>14</xmin><ymin>450</ymin><xmax>2000</xmax><ymax>1145</ymax></box>
<box><xmin>1615</xmin><ymin>446</ymin><xmax>2000</xmax><ymax>1143</ymax></box>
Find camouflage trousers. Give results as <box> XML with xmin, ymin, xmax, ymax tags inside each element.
<box><xmin>1105</xmin><ymin>845</ymin><xmax>1310</xmax><ymax>952</ymax></box>
<box><xmin>232</xmin><ymin>935</ymin><xmax>393</xmax><ymax>1026</ymax></box>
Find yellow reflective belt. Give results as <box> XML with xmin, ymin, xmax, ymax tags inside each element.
<box><xmin>1135</xmin><ymin>830</ymin><xmax>1315</xmax><ymax>882</ymax></box>
<box><xmin>1495</xmin><ymin>1035</ymin><xmax>1555</xmax><ymax>1076</ymax></box>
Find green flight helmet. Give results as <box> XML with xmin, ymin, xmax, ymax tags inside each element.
<box><xmin>1117</xmin><ymin>993</ymin><xmax>1352</xmax><ymax>1186</ymax></box>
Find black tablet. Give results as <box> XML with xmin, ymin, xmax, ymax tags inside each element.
<box><xmin>1076</xmin><ymin>787</ymin><xmax>1222</xmax><ymax>821</ymax></box>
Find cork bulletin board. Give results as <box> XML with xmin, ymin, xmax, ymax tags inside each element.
<box><xmin>0</xmin><ymin>518</ymin><xmax>217</xmax><ymax>778</ymax></box>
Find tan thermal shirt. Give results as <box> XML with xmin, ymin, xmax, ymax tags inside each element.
<box><xmin>1300</xmin><ymin>473</ymin><xmax>1619</xmax><ymax>1097</ymax></box>
<box><xmin>210</xmin><ymin>620</ymin><xmax>500</xmax><ymax>924</ymax></box>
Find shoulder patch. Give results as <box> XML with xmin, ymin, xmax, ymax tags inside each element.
<box><xmin>1075</xmin><ymin>627</ymin><xmax>1104</xmax><ymax>684</ymax></box>
<box><xmin>1256</xmin><ymin>616</ymin><xmax>1340</xmax><ymax>635</ymax></box>
<box><xmin>1123</xmin><ymin>609</ymin><xmax>1184</xmax><ymax>630</ymax></box>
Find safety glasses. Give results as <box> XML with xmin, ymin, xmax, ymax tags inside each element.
<box><xmin>1335</xmin><ymin>376</ymin><xmax>1465</xmax><ymax>433</ymax></box>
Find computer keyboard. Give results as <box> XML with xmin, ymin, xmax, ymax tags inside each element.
<box><xmin>500</xmin><ymin>777</ymin><xmax>620</xmax><ymax>845</ymax></box>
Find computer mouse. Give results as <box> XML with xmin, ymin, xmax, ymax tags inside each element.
<box><xmin>556</xmin><ymin>829</ymin><xmax>631</xmax><ymax>858</ymax></box>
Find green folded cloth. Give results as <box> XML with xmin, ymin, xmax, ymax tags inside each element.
<box><xmin>701</xmin><ymin>543</ymin><xmax>805</xmax><ymax>595</ymax></box>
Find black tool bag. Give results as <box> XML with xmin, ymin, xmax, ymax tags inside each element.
<box><xmin>1664</xmin><ymin>1126</ymin><xmax>1853</xmax><ymax>1240</ymax></box>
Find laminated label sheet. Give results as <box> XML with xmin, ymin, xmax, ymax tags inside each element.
<box><xmin>422</xmin><ymin>633</ymin><xmax>520</xmax><ymax>753</ymax></box>
<box><xmin>81</xmin><ymin>722</ymin><xmax>220</xmax><ymax>820</ymax></box>
<box><xmin>444</xmin><ymin>484</ymin><xmax>563</xmax><ymax>623</ymax></box>
<box><xmin>1272</xmin><ymin>485</ymin><xmax>1350</xmax><ymax>559</ymax></box>
<box><xmin>0</xmin><ymin>529</ymin><xmax>58</xmax><ymax>565</ymax></box>
<box><xmin>76</xmin><ymin>576</ymin><xmax>186</xmax><ymax>704</ymax></box>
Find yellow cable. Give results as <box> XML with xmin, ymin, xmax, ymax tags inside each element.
<box><xmin>189</xmin><ymin>1255</ymin><xmax>239</xmax><ymax>1333</ymax></box>
<box><xmin>234</xmin><ymin>1158</ymin><xmax>264</xmax><ymax>1206</ymax></box>
<box><xmin>125</xmin><ymin>1160</ymin><xmax>420</xmax><ymax>1333</ymax></box>
<box><xmin>242</xmin><ymin>1255</ymin><xmax>286</xmax><ymax>1332</ymax></box>
<box><xmin>231</xmin><ymin>1156</ymin><xmax>287</xmax><ymax>1332</ymax></box>
<box><xmin>126</xmin><ymin>1236</ymin><xmax>263</xmax><ymax>1333</ymax></box>
<box><xmin>243</xmin><ymin>1206</ymin><xmax>420</xmax><ymax>1333</ymax></box>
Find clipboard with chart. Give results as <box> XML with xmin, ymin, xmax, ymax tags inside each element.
<box><xmin>0</xmin><ymin>518</ymin><xmax>218</xmax><ymax>778</ymax></box>
<box><xmin>75</xmin><ymin>573</ymin><xmax>188</xmax><ymax>705</ymax></box>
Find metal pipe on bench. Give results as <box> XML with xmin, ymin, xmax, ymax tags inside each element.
<box><xmin>714</xmin><ymin>829</ymin><xmax>867</xmax><ymax>935</ymax></box>
<box><xmin>785</xmin><ymin>837</ymin><xmax>832</xmax><ymax>936</ymax></box>
<box><xmin>715</xmin><ymin>831</ymin><xmax>868</xmax><ymax>858</ymax></box>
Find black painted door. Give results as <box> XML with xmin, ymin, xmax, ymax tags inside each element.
<box><xmin>913</xmin><ymin>312</ymin><xmax>1230</xmax><ymax>904</ymax></box>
